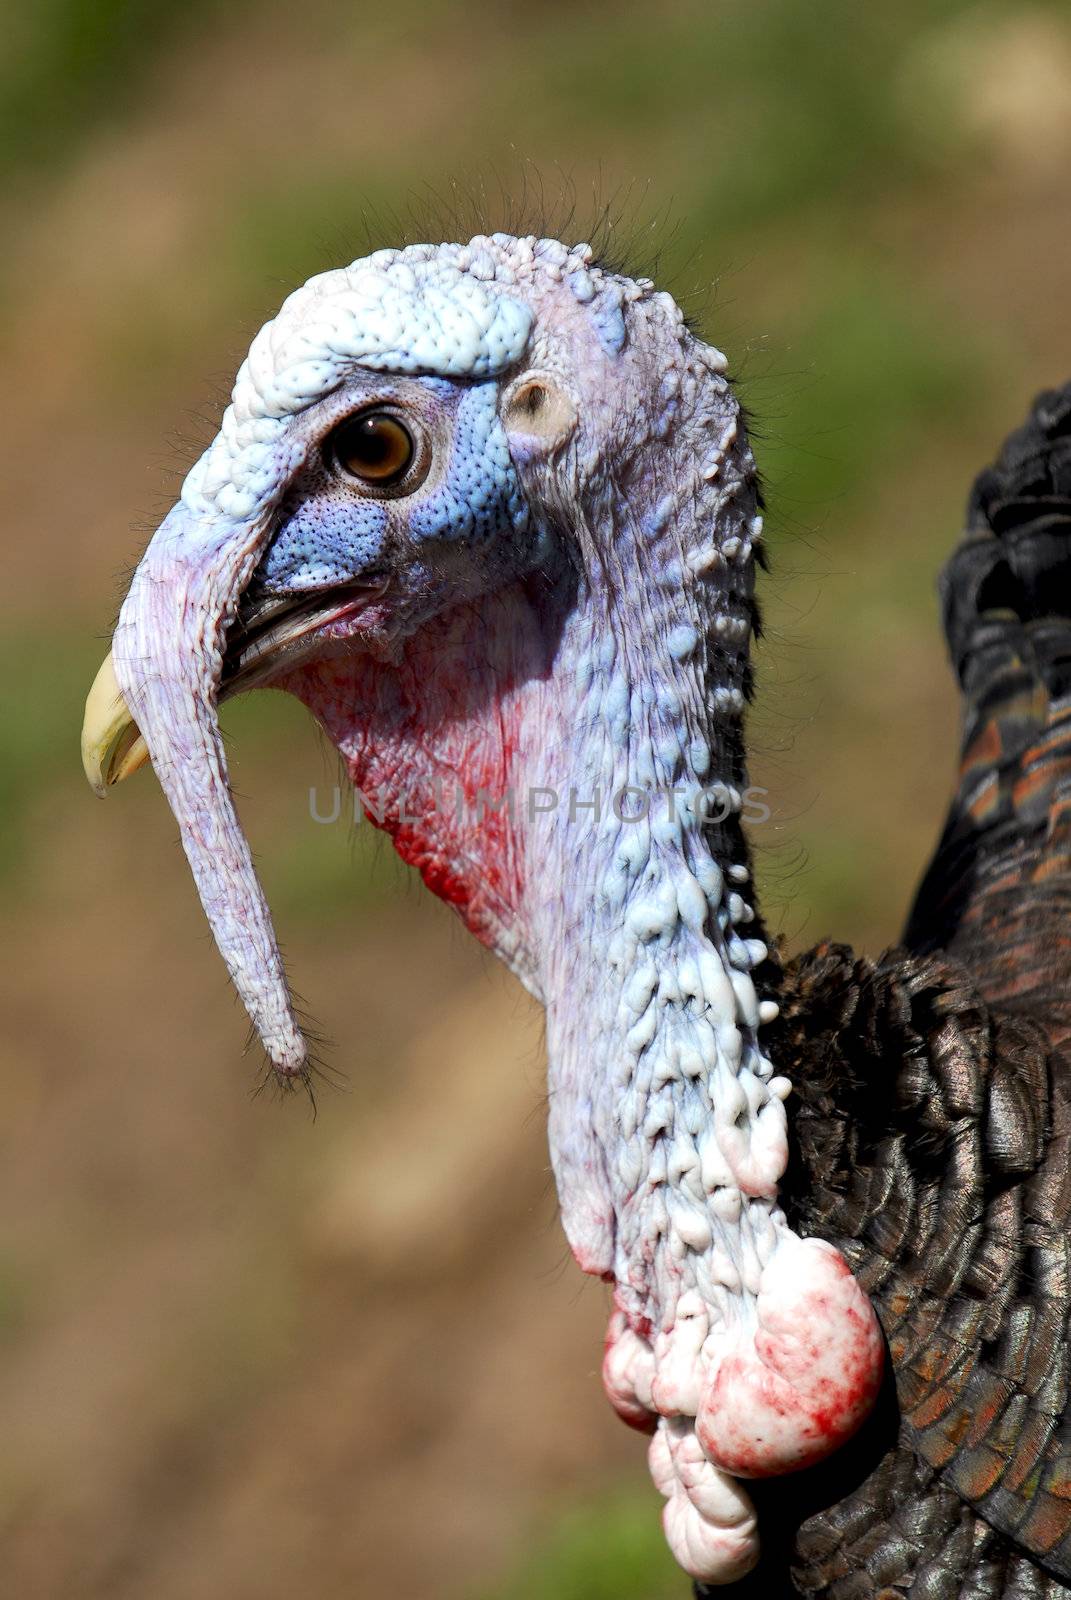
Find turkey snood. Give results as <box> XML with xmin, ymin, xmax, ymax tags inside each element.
<box><xmin>83</xmin><ymin>235</ymin><xmax>883</xmax><ymax>1584</ymax></box>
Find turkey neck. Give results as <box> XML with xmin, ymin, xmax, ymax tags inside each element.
<box><xmin>515</xmin><ymin>463</ymin><xmax>789</xmax><ymax>1334</ymax></box>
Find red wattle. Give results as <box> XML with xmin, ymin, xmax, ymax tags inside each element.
<box><xmin>696</xmin><ymin>1238</ymin><xmax>884</xmax><ymax>1477</ymax></box>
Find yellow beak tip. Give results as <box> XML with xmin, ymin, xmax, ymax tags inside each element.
<box><xmin>81</xmin><ymin>651</ymin><xmax>149</xmax><ymax>795</ymax></box>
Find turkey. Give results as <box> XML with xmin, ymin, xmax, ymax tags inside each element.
<box><xmin>80</xmin><ymin>233</ymin><xmax>1071</xmax><ymax>1597</ymax></box>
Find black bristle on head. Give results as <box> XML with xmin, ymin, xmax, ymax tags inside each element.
<box><xmin>340</xmin><ymin>163</ymin><xmax>722</xmax><ymax>343</ymax></box>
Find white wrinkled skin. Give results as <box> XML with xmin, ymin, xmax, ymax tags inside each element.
<box><xmin>188</xmin><ymin>242</ymin><xmax>536</xmax><ymax>524</ymax></box>
<box><xmin>650</xmin><ymin>1419</ymin><xmax>759</xmax><ymax>1584</ymax></box>
<box><xmin>111</xmin><ymin>233</ymin><xmax>883</xmax><ymax>1584</ymax></box>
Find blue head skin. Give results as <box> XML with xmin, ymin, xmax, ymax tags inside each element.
<box><xmin>257</xmin><ymin>377</ymin><xmax>536</xmax><ymax>617</ymax></box>
<box><xmin>89</xmin><ymin>234</ymin><xmax>883</xmax><ymax>1584</ymax></box>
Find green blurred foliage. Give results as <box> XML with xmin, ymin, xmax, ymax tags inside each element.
<box><xmin>0</xmin><ymin>1257</ymin><xmax>31</xmax><ymax>1347</ymax></box>
<box><xmin>0</xmin><ymin>0</ymin><xmax>230</xmax><ymax>178</ymax></box>
<box><xmin>0</xmin><ymin>631</ymin><xmax>103</xmax><ymax>886</ymax></box>
<box><xmin>745</xmin><ymin>264</ymin><xmax>983</xmax><ymax>515</ymax></box>
<box><xmin>473</xmin><ymin>1488</ymin><xmax>681</xmax><ymax>1600</ymax></box>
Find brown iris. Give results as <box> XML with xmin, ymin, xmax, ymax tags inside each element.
<box><xmin>330</xmin><ymin>412</ymin><xmax>415</xmax><ymax>485</ymax></box>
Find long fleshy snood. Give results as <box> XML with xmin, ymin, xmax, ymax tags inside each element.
<box><xmin>112</xmin><ymin>501</ymin><xmax>311</xmax><ymax>1076</ymax></box>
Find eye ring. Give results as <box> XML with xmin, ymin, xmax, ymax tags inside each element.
<box><xmin>326</xmin><ymin>410</ymin><xmax>426</xmax><ymax>494</ymax></box>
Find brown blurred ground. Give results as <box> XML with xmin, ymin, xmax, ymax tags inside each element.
<box><xmin>3</xmin><ymin>3</ymin><xmax>1071</xmax><ymax>1596</ymax></box>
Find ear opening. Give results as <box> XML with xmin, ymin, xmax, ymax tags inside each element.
<box><xmin>501</xmin><ymin>370</ymin><xmax>578</xmax><ymax>455</ymax></box>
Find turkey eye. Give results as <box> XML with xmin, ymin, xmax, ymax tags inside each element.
<box><xmin>330</xmin><ymin>413</ymin><xmax>414</xmax><ymax>485</ymax></box>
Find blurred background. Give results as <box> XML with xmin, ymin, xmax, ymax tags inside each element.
<box><xmin>3</xmin><ymin>1</ymin><xmax>1070</xmax><ymax>1595</ymax></box>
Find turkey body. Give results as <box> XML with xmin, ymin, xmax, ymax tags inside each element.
<box><xmin>708</xmin><ymin>386</ymin><xmax>1071</xmax><ymax>1598</ymax></box>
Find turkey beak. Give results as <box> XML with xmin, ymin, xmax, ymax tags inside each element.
<box><xmin>83</xmin><ymin>497</ymin><xmax>309</xmax><ymax>1081</ymax></box>
<box><xmin>81</xmin><ymin>651</ymin><xmax>149</xmax><ymax>796</ymax></box>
